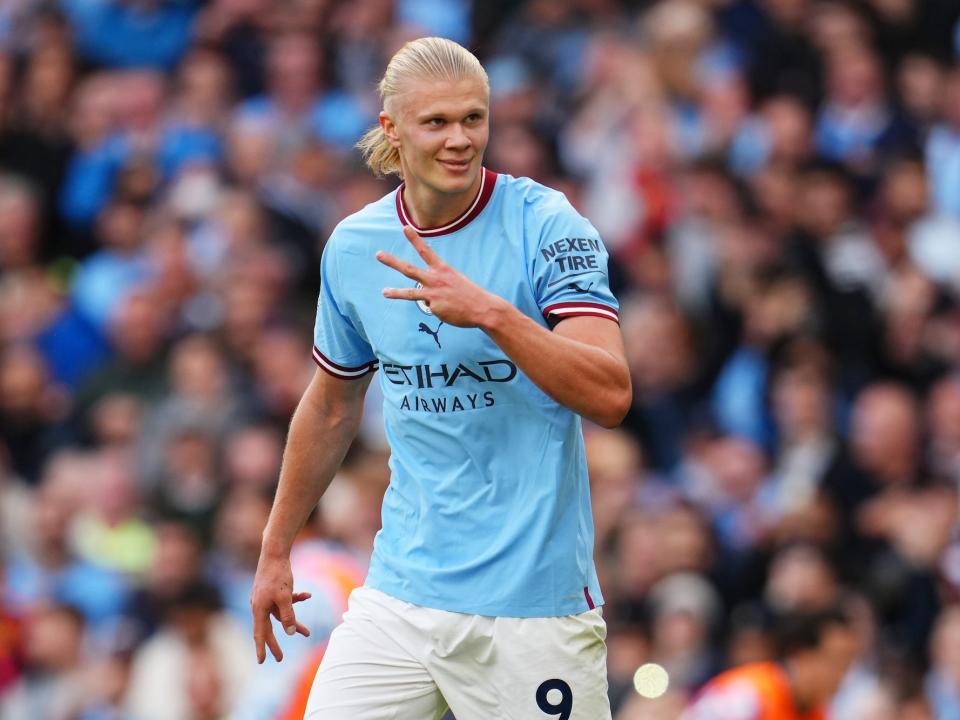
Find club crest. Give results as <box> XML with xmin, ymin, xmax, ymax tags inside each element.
<box><xmin>415</xmin><ymin>282</ymin><xmax>433</xmax><ymax>316</ymax></box>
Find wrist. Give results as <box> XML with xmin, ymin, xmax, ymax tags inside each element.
<box><xmin>477</xmin><ymin>294</ymin><xmax>512</xmax><ymax>333</ymax></box>
<box><xmin>260</xmin><ymin>530</ymin><xmax>292</xmax><ymax>560</ymax></box>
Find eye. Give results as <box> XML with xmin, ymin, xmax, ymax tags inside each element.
<box><xmin>465</xmin><ymin>113</ymin><xmax>482</xmax><ymax>123</ymax></box>
<box><xmin>426</xmin><ymin>117</ymin><xmax>445</xmax><ymax>127</ymax></box>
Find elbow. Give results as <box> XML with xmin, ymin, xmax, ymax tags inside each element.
<box><xmin>595</xmin><ymin>395</ymin><xmax>631</xmax><ymax>429</ymax></box>
<box><xmin>592</xmin><ymin>375</ymin><xmax>632</xmax><ymax>429</ymax></box>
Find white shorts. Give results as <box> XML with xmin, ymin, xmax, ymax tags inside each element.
<box><xmin>304</xmin><ymin>586</ymin><xmax>612</xmax><ymax>720</ymax></box>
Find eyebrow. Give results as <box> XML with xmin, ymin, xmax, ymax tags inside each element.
<box><xmin>414</xmin><ymin>106</ymin><xmax>487</xmax><ymax>121</ymax></box>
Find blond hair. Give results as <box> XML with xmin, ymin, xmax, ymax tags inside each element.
<box><xmin>357</xmin><ymin>37</ymin><xmax>489</xmax><ymax>178</ymax></box>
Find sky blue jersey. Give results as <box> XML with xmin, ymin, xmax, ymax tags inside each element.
<box><xmin>313</xmin><ymin>169</ymin><xmax>620</xmax><ymax>617</ymax></box>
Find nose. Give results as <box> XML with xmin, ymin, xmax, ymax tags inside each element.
<box><xmin>444</xmin><ymin>122</ymin><xmax>471</xmax><ymax>150</ymax></box>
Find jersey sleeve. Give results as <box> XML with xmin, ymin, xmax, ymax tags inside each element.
<box><xmin>312</xmin><ymin>239</ymin><xmax>378</xmax><ymax>379</ymax></box>
<box><xmin>529</xmin><ymin>195</ymin><xmax>619</xmax><ymax>327</ymax></box>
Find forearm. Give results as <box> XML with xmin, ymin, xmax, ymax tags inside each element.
<box><xmin>480</xmin><ymin>298</ymin><xmax>631</xmax><ymax>427</ymax></box>
<box><xmin>261</xmin><ymin>389</ymin><xmax>363</xmax><ymax>558</ymax></box>
<box><xmin>376</xmin><ymin>227</ymin><xmax>630</xmax><ymax>426</ymax></box>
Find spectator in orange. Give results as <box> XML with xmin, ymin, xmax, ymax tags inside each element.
<box><xmin>682</xmin><ymin>608</ymin><xmax>857</xmax><ymax>720</ymax></box>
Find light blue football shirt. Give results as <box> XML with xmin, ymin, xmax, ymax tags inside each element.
<box><xmin>313</xmin><ymin>168</ymin><xmax>619</xmax><ymax>617</ymax></box>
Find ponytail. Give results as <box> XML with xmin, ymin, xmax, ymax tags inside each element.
<box><xmin>357</xmin><ymin>124</ymin><xmax>401</xmax><ymax>178</ymax></box>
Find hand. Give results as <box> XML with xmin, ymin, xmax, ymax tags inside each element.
<box><xmin>250</xmin><ymin>553</ymin><xmax>313</xmax><ymax>663</ymax></box>
<box><xmin>377</xmin><ymin>225</ymin><xmax>505</xmax><ymax>328</ymax></box>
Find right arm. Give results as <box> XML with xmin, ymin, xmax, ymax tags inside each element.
<box><xmin>251</xmin><ymin>367</ymin><xmax>372</xmax><ymax>663</ymax></box>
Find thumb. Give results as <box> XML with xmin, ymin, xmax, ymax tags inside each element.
<box><xmin>277</xmin><ymin>598</ymin><xmax>298</xmax><ymax>636</ymax></box>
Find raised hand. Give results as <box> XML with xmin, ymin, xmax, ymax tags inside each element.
<box><xmin>250</xmin><ymin>552</ymin><xmax>313</xmax><ymax>663</ymax></box>
<box><xmin>376</xmin><ymin>225</ymin><xmax>506</xmax><ymax>328</ymax></box>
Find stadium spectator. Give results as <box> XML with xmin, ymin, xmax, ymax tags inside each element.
<box><xmin>1</xmin><ymin>1</ymin><xmax>960</xmax><ymax>716</ymax></box>
<box><xmin>0</xmin><ymin>603</ymin><xmax>87</xmax><ymax>720</ymax></box>
<box><xmin>3</xmin><ymin>453</ymin><xmax>131</xmax><ymax>631</ymax></box>
<box><xmin>122</xmin><ymin>581</ymin><xmax>249</xmax><ymax>720</ymax></box>
<box><xmin>682</xmin><ymin>608</ymin><xmax>858</xmax><ymax>720</ymax></box>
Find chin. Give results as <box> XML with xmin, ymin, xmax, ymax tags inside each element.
<box><xmin>433</xmin><ymin>164</ymin><xmax>480</xmax><ymax>193</ymax></box>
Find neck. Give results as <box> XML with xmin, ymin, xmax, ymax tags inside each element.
<box><xmin>783</xmin><ymin>659</ymin><xmax>817</xmax><ymax>713</ymax></box>
<box><xmin>402</xmin><ymin>169</ymin><xmax>483</xmax><ymax>230</ymax></box>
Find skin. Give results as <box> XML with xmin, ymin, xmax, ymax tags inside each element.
<box><xmin>252</xmin><ymin>370</ymin><xmax>372</xmax><ymax>663</ymax></box>
<box><xmin>380</xmin><ymin>77</ymin><xmax>488</xmax><ymax>228</ymax></box>
<box><xmin>250</xmin><ymin>73</ymin><xmax>631</xmax><ymax>664</ymax></box>
<box><xmin>788</xmin><ymin>624</ymin><xmax>859</xmax><ymax>711</ymax></box>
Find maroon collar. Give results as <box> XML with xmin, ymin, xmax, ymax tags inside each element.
<box><xmin>395</xmin><ymin>168</ymin><xmax>498</xmax><ymax>237</ymax></box>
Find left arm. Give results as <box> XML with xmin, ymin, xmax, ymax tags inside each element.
<box><xmin>480</xmin><ymin>300</ymin><xmax>630</xmax><ymax>427</ymax></box>
<box><xmin>378</xmin><ymin>226</ymin><xmax>632</xmax><ymax>428</ymax></box>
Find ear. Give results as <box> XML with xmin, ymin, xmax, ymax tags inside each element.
<box><xmin>380</xmin><ymin>110</ymin><xmax>401</xmax><ymax>149</ymax></box>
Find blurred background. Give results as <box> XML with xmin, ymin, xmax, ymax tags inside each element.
<box><xmin>2</xmin><ymin>0</ymin><xmax>960</xmax><ymax>718</ymax></box>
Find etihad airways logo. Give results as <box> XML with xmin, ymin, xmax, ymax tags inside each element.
<box><xmin>382</xmin><ymin>359</ymin><xmax>517</xmax><ymax>389</ymax></box>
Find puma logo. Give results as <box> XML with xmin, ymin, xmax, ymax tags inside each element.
<box><xmin>418</xmin><ymin>321</ymin><xmax>444</xmax><ymax>349</ymax></box>
<box><xmin>568</xmin><ymin>281</ymin><xmax>594</xmax><ymax>293</ymax></box>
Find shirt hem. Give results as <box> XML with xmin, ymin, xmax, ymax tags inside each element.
<box><xmin>365</xmin><ymin>577</ymin><xmax>604</xmax><ymax>618</ymax></box>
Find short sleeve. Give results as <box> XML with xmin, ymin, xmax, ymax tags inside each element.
<box><xmin>312</xmin><ymin>240</ymin><xmax>378</xmax><ymax>379</ymax></box>
<box><xmin>529</xmin><ymin>196</ymin><xmax>619</xmax><ymax>327</ymax></box>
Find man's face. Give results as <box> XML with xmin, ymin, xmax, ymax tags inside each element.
<box><xmin>809</xmin><ymin>624</ymin><xmax>859</xmax><ymax>703</ymax></box>
<box><xmin>382</xmin><ymin>76</ymin><xmax>489</xmax><ymax>198</ymax></box>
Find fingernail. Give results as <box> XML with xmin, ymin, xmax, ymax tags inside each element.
<box><xmin>285</xmin><ymin>625</ymin><xmax>295</xmax><ymax>635</ymax></box>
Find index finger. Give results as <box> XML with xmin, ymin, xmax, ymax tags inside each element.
<box><xmin>403</xmin><ymin>225</ymin><xmax>442</xmax><ymax>266</ymax></box>
<box><xmin>375</xmin><ymin>250</ymin><xmax>426</xmax><ymax>282</ymax></box>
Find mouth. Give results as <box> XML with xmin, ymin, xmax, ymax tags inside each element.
<box><xmin>437</xmin><ymin>158</ymin><xmax>472</xmax><ymax>173</ymax></box>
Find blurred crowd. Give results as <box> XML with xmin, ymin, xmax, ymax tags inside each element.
<box><xmin>2</xmin><ymin>0</ymin><xmax>960</xmax><ymax>718</ymax></box>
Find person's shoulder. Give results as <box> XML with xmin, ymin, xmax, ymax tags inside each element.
<box><xmin>498</xmin><ymin>174</ymin><xmax>596</xmax><ymax>245</ymax></box>
<box><xmin>497</xmin><ymin>173</ymin><xmax>574</xmax><ymax>212</ymax></box>
<box><xmin>496</xmin><ymin>173</ymin><xmax>586</xmax><ymax>230</ymax></box>
<box><xmin>326</xmin><ymin>188</ymin><xmax>399</xmax><ymax>254</ymax></box>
